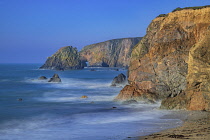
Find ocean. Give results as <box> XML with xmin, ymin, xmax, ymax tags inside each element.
<box><xmin>0</xmin><ymin>64</ymin><xmax>182</xmax><ymax>140</ymax></box>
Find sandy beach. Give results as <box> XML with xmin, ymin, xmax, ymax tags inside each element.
<box><xmin>138</xmin><ymin>110</ymin><xmax>210</xmax><ymax>140</ymax></box>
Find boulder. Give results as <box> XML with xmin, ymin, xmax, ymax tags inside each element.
<box><xmin>111</xmin><ymin>73</ymin><xmax>127</xmax><ymax>86</ymax></box>
<box><xmin>48</xmin><ymin>74</ymin><xmax>61</xmax><ymax>83</ymax></box>
<box><xmin>38</xmin><ymin>76</ymin><xmax>47</xmax><ymax>80</ymax></box>
<box><xmin>115</xmin><ymin>85</ymin><xmax>158</xmax><ymax>102</ymax></box>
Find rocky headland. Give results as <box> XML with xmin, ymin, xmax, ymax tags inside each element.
<box><xmin>80</xmin><ymin>37</ymin><xmax>142</xmax><ymax>67</ymax></box>
<box><xmin>40</xmin><ymin>46</ymin><xmax>85</xmax><ymax>70</ymax></box>
<box><xmin>40</xmin><ymin>38</ymin><xmax>141</xmax><ymax>70</ymax></box>
<box><xmin>115</xmin><ymin>6</ymin><xmax>210</xmax><ymax>111</ymax></box>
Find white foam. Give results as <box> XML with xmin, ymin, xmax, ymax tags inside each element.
<box><xmin>53</xmin><ymin>78</ymin><xmax>111</xmax><ymax>89</ymax></box>
<box><xmin>36</xmin><ymin>91</ymin><xmax>117</xmax><ymax>102</ymax></box>
<box><xmin>0</xmin><ymin>108</ymin><xmax>182</xmax><ymax>140</ymax></box>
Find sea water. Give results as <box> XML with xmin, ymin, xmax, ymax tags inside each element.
<box><xmin>0</xmin><ymin>64</ymin><xmax>182</xmax><ymax>140</ymax></box>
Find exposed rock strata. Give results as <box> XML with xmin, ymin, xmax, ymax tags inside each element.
<box><xmin>80</xmin><ymin>37</ymin><xmax>142</xmax><ymax>67</ymax></box>
<box><xmin>116</xmin><ymin>7</ymin><xmax>210</xmax><ymax>111</ymax></box>
<box><xmin>40</xmin><ymin>46</ymin><xmax>84</xmax><ymax>70</ymax></box>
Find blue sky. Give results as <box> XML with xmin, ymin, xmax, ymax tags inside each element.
<box><xmin>0</xmin><ymin>0</ymin><xmax>209</xmax><ymax>63</ymax></box>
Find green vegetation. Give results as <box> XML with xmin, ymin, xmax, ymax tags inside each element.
<box><xmin>172</xmin><ymin>5</ymin><xmax>210</xmax><ymax>12</ymax></box>
<box><xmin>157</xmin><ymin>14</ymin><xmax>168</xmax><ymax>18</ymax></box>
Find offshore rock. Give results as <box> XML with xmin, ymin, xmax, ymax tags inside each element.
<box><xmin>80</xmin><ymin>37</ymin><xmax>142</xmax><ymax>67</ymax></box>
<box><xmin>111</xmin><ymin>73</ymin><xmax>127</xmax><ymax>86</ymax></box>
<box><xmin>116</xmin><ymin>6</ymin><xmax>210</xmax><ymax>111</ymax></box>
<box><xmin>48</xmin><ymin>74</ymin><xmax>61</xmax><ymax>83</ymax></box>
<box><xmin>40</xmin><ymin>46</ymin><xmax>85</xmax><ymax>70</ymax></box>
<box><xmin>38</xmin><ymin>76</ymin><xmax>47</xmax><ymax>80</ymax></box>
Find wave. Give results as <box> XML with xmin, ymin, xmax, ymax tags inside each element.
<box><xmin>25</xmin><ymin>77</ymin><xmax>115</xmax><ymax>89</ymax></box>
<box><xmin>53</xmin><ymin>78</ymin><xmax>112</xmax><ymax>89</ymax></box>
<box><xmin>0</xmin><ymin>108</ymin><xmax>182</xmax><ymax>140</ymax></box>
<box><xmin>73</xmin><ymin>109</ymin><xmax>169</xmax><ymax>125</ymax></box>
<box><xmin>36</xmin><ymin>90</ymin><xmax>117</xmax><ymax>103</ymax></box>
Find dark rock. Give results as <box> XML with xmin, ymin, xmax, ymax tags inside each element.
<box><xmin>48</xmin><ymin>74</ymin><xmax>61</xmax><ymax>83</ymax></box>
<box><xmin>17</xmin><ymin>98</ymin><xmax>23</xmax><ymax>101</ymax></box>
<box><xmin>111</xmin><ymin>73</ymin><xmax>126</xmax><ymax>86</ymax></box>
<box><xmin>168</xmin><ymin>135</ymin><xmax>185</xmax><ymax>138</ymax></box>
<box><xmin>38</xmin><ymin>76</ymin><xmax>47</xmax><ymax>80</ymax></box>
<box><xmin>112</xmin><ymin>107</ymin><xmax>117</xmax><ymax>109</ymax></box>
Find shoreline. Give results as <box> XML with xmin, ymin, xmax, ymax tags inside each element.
<box><xmin>137</xmin><ymin>110</ymin><xmax>210</xmax><ymax>140</ymax></box>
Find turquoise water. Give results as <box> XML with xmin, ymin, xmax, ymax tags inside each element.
<box><xmin>0</xmin><ymin>64</ymin><xmax>181</xmax><ymax>140</ymax></box>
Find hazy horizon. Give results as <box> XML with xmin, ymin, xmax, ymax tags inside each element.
<box><xmin>1</xmin><ymin>0</ymin><xmax>210</xmax><ymax>63</ymax></box>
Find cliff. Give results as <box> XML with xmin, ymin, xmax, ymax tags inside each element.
<box><xmin>80</xmin><ymin>37</ymin><xmax>142</xmax><ymax>67</ymax></box>
<box><xmin>40</xmin><ymin>46</ymin><xmax>84</xmax><ymax>70</ymax></box>
<box><xmin>115</xmin><ymin>7</ymin><xmax>210</xmax><ymax>111</ymax></box>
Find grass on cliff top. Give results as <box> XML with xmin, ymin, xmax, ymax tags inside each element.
<box><xmin>157</xmin><ymin>5</ymin><xmax>210</xmax><ymax>18</ymax></box>
<box><xmin>172</xmin><ymin>5</ymin><xmax>210</xmax><ymax>12</ymax></box>
<box><xmin>157</xmin><ymin>14</ymin><xmax>168</xmax><ymax>18</ymax></box>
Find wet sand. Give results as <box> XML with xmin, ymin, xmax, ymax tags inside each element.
<box><xmin>138</xmin><ymin>110</ymin><xmax>210</xmax><ymax>140</ymax></box>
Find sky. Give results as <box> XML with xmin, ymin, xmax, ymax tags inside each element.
<box><xmin>0</xmin><ymin>0</ymin><xmax>210</xmax><ymax>63</ymax></box>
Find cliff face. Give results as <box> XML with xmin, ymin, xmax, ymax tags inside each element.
<box><xmin>116</xmin><ymin>7</ymin><xmax>210</xmax><ymax>111</ymax></box>
<box><xmin>40</xmin><ymin>46</ymin><xmax>84</xmax><ymax>70</ymax></box>
<box><xmin>80</xmin><ymin>37</ymin><xmax>142</xmax><ymax>67</ymax></box>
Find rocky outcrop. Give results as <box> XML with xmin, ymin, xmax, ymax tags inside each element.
<box><xmin>38</xmin><ymin>76</ymin><xmax>47</xmax><ymax>80</ymax></box>
<box><xmin>40</xmin><ymin>46</ymin><xmax>84</xmax><ymax>70</ymax></box>
<box><xmin>111</xmin><ymin>73</ymin><xmax>127</xmax><ymax>86</ymax></box>
<box><xmin>80</xmin><ymin>37</ymin><xmax>142</xmax><ymax>67</ymax></box>
<box><xmin>48</xmin><ymin>74</ymin><xmax>61</xmax><ymax>82</ymax></box>
<box><xmin>115</xmin><ymin>85</ymin><xmax>157</xmax><ymax>103</ymax></box>
<box><xmin>115</xmin><ymin>6</ymin><xmax>210</xmax><ymax>111</ymax></box>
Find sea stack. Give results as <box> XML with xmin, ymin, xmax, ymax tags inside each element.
<box><xmin>40</xmin><ymin>46</ymin><xmax>85</xmax><ymax>70</ymax></box>
<box><xmin>115</xmin><ymin>6</ymin><xmax>210</xmax><ymax>111</ymax></box>
<box><xmin>48</xmin><ymin>74</ymin><xmax>61</xmax><ymax>83</ymax></box>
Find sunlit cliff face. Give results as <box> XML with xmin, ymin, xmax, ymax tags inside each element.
<box><xmin>116</xmin><ymin>7</ymin><xmax>210</xmax><ymax>111</ymax></box>
<box><xmin>79</xmin><ymin>38</ymin><xmax>141</xmax><ymax>67</ymax></box>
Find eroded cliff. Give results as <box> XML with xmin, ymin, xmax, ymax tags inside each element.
<box><xmin>40</xmin><ymin>46</ymin><xmax>84</xmax><ymax>70</ymax></box>
<box><xmin>80</xmin><ymin>37</ymin><xmax>142</xmax><ymax>67</ymax></box>
<box><xmin>115</xmin><ymin>7</ymin><xmax>210</xmax><ymax>111</ymax></box>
